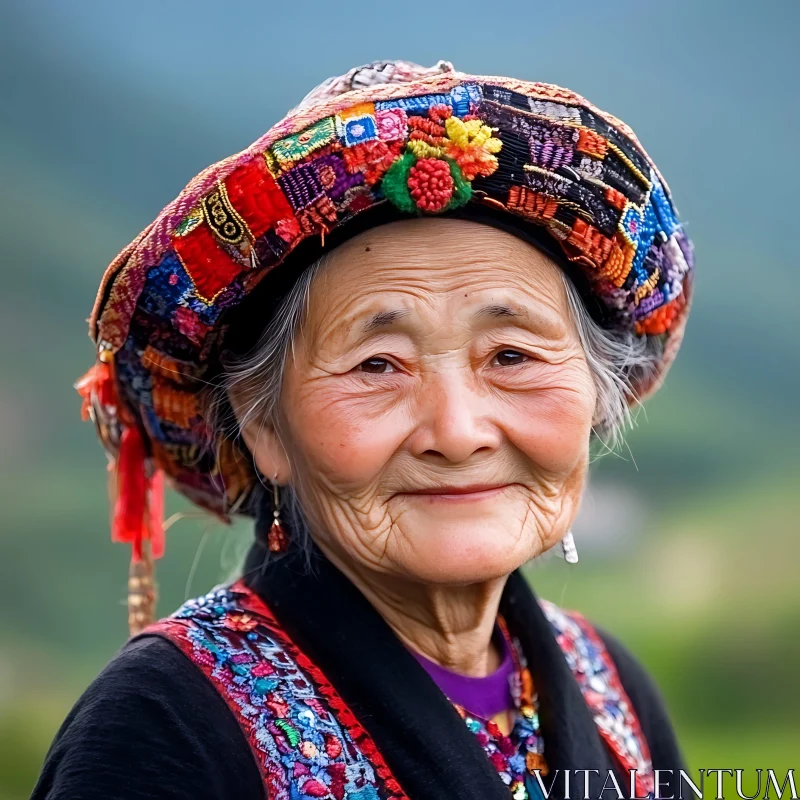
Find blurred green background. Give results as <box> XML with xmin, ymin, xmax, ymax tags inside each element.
<box><xmin>0</xmin><ymin>1</ymin><xmax>797</xmax><ymax>797</ymax></box>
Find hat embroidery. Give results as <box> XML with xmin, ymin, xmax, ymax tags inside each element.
<box><xmin>201</xmin><ymin>182</ymin><xmax>249</xmax><ymax>245</ymax></box>
<box><xmin>381</xmin><ymin>103</ymin><xmax>502</xmax><ymax>213</ymax></box>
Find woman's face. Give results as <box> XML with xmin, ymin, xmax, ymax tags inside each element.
<box><xmin>241</xmin><ymin>218</ymin><xmax>596</xmax><ymax>585</ymax></box>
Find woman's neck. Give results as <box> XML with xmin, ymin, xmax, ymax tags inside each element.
<box><xmin>317</xmin><ymin>544</ymin><xmax>508</xmax><ymax>677</ymax></box>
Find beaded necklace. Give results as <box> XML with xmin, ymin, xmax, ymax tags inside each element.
<box><xmin>449</xmin><ymin>615</ymin><xmax>549</xmax><ymax>799</ymax></box>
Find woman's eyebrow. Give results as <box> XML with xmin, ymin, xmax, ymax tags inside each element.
<box><xmin>474</xmin><ymin>303</ymin><xmax>564</xmax><ymax>336</ymax></box>
<box><xmin>361</xmin><ymin>304</ymin><xmax>526</xmax><ymax>333</ymax></box>
<box><xmin>361</xmin><ymin>309</ymin><xmax>412</xmax><ymax>333</ymax></box>
<box><xmin>475</xmin><ymin>303</ymin><xmax>527</xmax><ymax>320</ymax></box>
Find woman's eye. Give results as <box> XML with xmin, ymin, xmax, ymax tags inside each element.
<box><xmin>357</xmin><ymin>357</ymin><xmax>394</xmax><ymax>374</ymax></box>
<box><xmin>493</xmin><ymin>349</ymin><xmax>531</xmax><ymax>367</ymax></box>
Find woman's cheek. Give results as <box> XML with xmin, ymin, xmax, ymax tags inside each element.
<box><xmin>287</xmin><ymin>383</ymin><xmax>404</xmax><ymax>485</ymax></box>
<box><xmin>503</xmin><ymin>382</ymin><xmax>594</xmax><ymax>475</ymax></box>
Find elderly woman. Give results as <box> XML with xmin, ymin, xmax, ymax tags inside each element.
<box><xmin>34</xmin><ymin>60</ymin><xmax>692</xmax><ymax>800</ymax></box>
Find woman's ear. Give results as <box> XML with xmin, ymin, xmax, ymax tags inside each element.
<box><xmin>228</xmin><ymin>389</ymin><xmax>292</xmax><ymax>485</ymax></box>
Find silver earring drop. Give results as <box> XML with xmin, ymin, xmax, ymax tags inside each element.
<box><xmin>561</xmin><ymin>530</ymin><xmax>579</xmax><ymax>564</ymax></box>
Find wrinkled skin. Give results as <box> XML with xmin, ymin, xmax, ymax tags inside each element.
<box><xmin>235</xmin><ymin>218</ymin><xmax>596</xmax><ymax>678</ymax></box>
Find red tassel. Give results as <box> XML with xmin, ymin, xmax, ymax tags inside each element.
<box><xmin>75</xmin><ymin>361</ymin><xmax>116</xmax><ymax>420</ymax></box>
<box><xmin>77</xmin><ymin>359</ymin><xmax>166</xmax><ymax>565</ymax></box>
<box><xmin>112</xmin><ymin>425</ymin><xmax>165</xmax><ymax>562</ymax></box>
<box><xmin>147</xmin><ymin>469</ymin><xmax>165</xmax><ymax>559</ymax></box>
<box><xmin>113</xmin><ymin>426</ymin><xmax>148</xmax><ymax>560</ymax></box>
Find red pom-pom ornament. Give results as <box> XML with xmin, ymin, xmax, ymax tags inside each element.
<box><xmin>407</xmin><ymin>158</ymin><xmax>454</xmax><ymax>212</ymax></box>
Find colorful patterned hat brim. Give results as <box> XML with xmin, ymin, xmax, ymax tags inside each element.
<box><xmin>80</xmin><ymin>67</ymin><xmax>695</xmax><ymax>535</ymax></box>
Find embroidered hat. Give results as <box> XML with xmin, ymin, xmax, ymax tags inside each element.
<box><xmin>77</xmin><ymin>59</ymin><xmax>694</xmax><ymax>601</ymax></box>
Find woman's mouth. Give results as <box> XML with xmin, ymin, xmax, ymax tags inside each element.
<box><xmin>396</xmin><ymin>484</ymin><xmax>514</xmax><ymax>502</ymax></box>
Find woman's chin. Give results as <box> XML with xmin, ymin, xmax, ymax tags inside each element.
<box><xmin>394</xmin><ymin>516</ymin><xmax>540</xmax><ymax>585</ymax></box>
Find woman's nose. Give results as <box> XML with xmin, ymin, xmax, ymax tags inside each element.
<box><xmin>406</xmin><ymin>366</ymin><xmax>501</xmax><ymax>464</ymax></box>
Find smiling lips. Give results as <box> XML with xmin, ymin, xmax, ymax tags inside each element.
<box><xmin>397</xmin><ymin>484</ymin><xmax>513</xmax><ymax>502</ymax></box>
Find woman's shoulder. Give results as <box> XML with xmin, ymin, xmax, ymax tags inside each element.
<box><xmin>31</xmin><ymin>628</ymin><xmax>265</xmax><ymax>800</ymax></box>
<box><xmin>539</xmin><ymin>597</ymin><xmax>688</xmax><ymax>774</ymax></box>
<box><xmin>590</xmin><ymin>622</ymin><xmax>689</xmax><ymax>772</ymax></box>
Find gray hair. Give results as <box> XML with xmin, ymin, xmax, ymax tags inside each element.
<box><xmin>214</xmin><ymin>250</ymin><xmax>662</xmax><ymax>535</ymax></box>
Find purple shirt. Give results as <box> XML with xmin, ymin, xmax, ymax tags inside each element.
<box><xmin>408</xmin><ymin>627</ymin><xmax>515</xmax><ymax>721</ymax></box>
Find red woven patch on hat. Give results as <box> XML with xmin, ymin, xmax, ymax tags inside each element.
<box><xmin>173</xmin><ymin>306</ymin><xmax>211</xmax><ymax>346</ymax></box>
<box><xmin>225</xmin><ymin>159</ymin><xmax>297</xmax><ymax>238</ymax></box>
<box><xmin>343</xmin><ymin>140</ymin><xmax>404</xmax><ymax>184</ymax></box>
<box><xmin>636</xmin><ymin>291</ymin><xmax>685</xmax><ymax>335</ymax></box>
<box><xmin>173</xmin><ymin>224</ymin><xmax>242</xmax><ymax>304</ymax></box>
<box><xmin>507</xmin><ymin>186</ymin><xmax>559</xmax><ymax>221</ymax></box>
<box><xmin>568</xmin><ymin>218</ymin><xmax>614</xmax><ymax>264</ymax></box>
<box><xmin>576</xmin><ymin>129</ymin><xmax>608</xmax><ymax>159</ymax></box>
<box><xmin>152</xmin><ymin>379</ymin><xmax>202</xmax><ymax>429</ymax></box>
<box><xmin>605</xmin><ymin>187</ymin><xmax>628</xmax><ymax>210</ymax></box>
<box><xmin>601</xmin><ymin>239</ymin><xmax>635</xmax><ymax>287</ymax></box>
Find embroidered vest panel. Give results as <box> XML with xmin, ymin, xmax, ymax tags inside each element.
<box><xmin>141</xmin><ymin>580</ymin><xmax>654</xmax><ymax>800</ymax></box>
<box><xmin>538</xmin><ymin>600</ymin><xmax>655</xmax><ymax>797</ymax></box>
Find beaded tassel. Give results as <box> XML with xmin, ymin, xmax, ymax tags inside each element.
<box><xmin>128</xmin><ymin>542</ymin><xmax>157</xmax><ymax>635</ymax></box>
<box><xmin>267</xmin><ymin>480</ymin><xmax>289</xmax><ymax>553</ymax></box>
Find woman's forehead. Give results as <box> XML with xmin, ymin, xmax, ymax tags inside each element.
<box><xmin>303</xmin><ymin>219</ymin><xmax>572</xmax><ymax>342</ymax></box>
<box><xmin>333</xmin><ymin>216</ymin><xmax>551</xmax><ymax>261</ymax></box>
<box><xmin>318</xmin><ymin>218</ymin><xmax>566</xmax><ymax>293</ymax></box>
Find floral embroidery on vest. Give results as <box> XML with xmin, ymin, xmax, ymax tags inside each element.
<box><xmin>142</xmin><ymin>581</ymin><xmax>654</xmax><ymax>800</ymax></box>
<box><xmin>539</xmin><ymin>600</ymin><xmax>655</xmax><ymax>798</ymax></box>
<box><xmin>144</xmin><ymin>580</ymin><xmax>406</xmax><ymax>800</ymax></box>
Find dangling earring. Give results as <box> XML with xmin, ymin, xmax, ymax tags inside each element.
<box><xmin>561</xmin><ymin>530</ymin><xmax>579</xmax><ymax>564</ymax></box>
<box><xmin>267</xmin><ymin>477</ymin><xmax>289</xmax><ymax>554</ymax></box>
